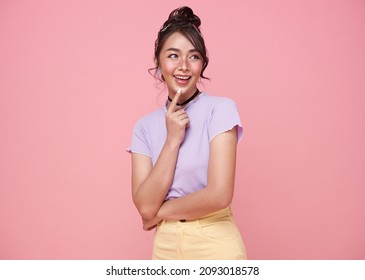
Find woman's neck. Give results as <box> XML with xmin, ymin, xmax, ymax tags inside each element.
<box><xmin>168</xmin><ymin>88</ymin><xmax>200</xmax><ymax>106</ymax></box>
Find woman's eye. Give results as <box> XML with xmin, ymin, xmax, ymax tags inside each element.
<box><xmin>190</xmin><ymin>55</ymin><xmax>200</xmax><ymax>60</ymax></box>
<box><xmin>168</xmin><ymin>54</ymin><xmax>178</xmax><ymax>59</ymax></box>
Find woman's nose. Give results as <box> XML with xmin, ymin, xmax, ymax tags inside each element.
<box><xmin>178</xmin><ymin>59</ymin><xmax>189</xmax><ymax>71</ymax></box>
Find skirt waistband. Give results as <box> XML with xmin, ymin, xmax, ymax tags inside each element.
<box><xmin>161</xmin><ymin>206</ymin><xmax>232</xmax><ymax>227</ymax></box>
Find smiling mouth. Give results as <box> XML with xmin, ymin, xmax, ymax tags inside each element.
<box><xmin>174</xmin><ymin>75</ymin><xmax>191</xmax><ymax>81</ymax></box>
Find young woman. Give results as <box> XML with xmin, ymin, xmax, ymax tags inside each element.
<box><xmin>127</xmin><ymin>6</ymin><xmax>247</xmax><ymax>260</ymax></box>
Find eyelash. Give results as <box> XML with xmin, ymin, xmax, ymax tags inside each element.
<box><xmin>168</xmin><ymin>54</ymin><xmax>200</xmax><ymax>60</ymax></box>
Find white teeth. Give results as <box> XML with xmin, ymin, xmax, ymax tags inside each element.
<box><xmin>175</xmin><ymin>76</ymin><xmax>190</xmax><ymax>80</ymax></box>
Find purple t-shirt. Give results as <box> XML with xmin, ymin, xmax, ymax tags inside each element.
<box><xmin>127</xmin><ymin>92</ymin><xmax>243</xmax><ymax>200</ymax></box>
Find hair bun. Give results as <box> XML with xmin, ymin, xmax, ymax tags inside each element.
<box><xmin>167</xmin><ymin>6</ymin><xmax>201</xmax><ymax>29</ymax></box>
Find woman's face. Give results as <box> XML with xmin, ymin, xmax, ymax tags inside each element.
<box><xmin>158</xmin><ymin>32</ymin><xmax>203</xmax><ymax>99</ymax></box>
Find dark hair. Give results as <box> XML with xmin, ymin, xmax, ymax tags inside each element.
<box><xmin>149</xmin><ymin>6</ymin><xmax>209</xmax><ymax>81</ymax></box>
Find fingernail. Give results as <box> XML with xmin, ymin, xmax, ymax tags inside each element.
<box><xmin>177</xmin><ymin>88</ymin><xmax>182</xmax><ymax>94</ymax></box>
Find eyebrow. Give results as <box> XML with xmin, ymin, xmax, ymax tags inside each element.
<box><xmin>165</xmin><ymin>47</ymin><xmax>199</xmax><ymax>53</ymax></box>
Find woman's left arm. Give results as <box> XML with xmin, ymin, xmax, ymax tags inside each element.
<box><xmin>156</xmin><ymin>126</ymin><xmax>238</xmax><ymax>221</ymax></box>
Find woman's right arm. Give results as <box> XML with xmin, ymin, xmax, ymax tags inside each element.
<box><xmin>131</xmin><ymin>141</ymin><xmax>179</xmax><ymax>221</ymax></box>
<box><xmin>132</xmin><ymin>90</ymin><xmax>188</xmax><ymax>221</ymax></box>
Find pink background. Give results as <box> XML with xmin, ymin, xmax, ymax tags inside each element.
<box><xmin>1</xmin><ymin>0</ymin><xmax>364</xmax><ymax>259</ymax></box>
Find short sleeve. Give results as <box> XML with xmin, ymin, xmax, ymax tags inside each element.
<box><xmin>208</xmin><ymin>98</ymin><xmax>243</xmax><ymax>142</ymax></box>
<box><xmin>126</xmin><ymin>121</ymin><xmax>151</xmax><ymax>157</ymax></box>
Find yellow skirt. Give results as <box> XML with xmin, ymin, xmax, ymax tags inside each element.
<box><xmin>152</xmin><ymin>207</ymin><xmax>247</xmax><ymax>260</ymax></box>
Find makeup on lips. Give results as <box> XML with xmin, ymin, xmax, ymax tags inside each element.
<box><xmin>174</xmin><ymin>74</ymin><xmax>191</xmax><ymax>85</ymax></box>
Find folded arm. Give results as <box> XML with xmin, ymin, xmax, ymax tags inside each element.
<box><xmin>132</xmin><ymin>141</ymin><xmax>180</xmax><ymax>221</ymax></box>
<box><xmin>156</xmin><ymin>127</ymin><xmax>238</xmax><ymax>221</ymax></box>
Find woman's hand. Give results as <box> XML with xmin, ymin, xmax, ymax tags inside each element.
<box><xmin>131</xmin><ymin>89</ymin><xmax>187</xmax><ymax>221</ymax></box>
<box><xmin>165</xmin><ymin>88</ymin><xmax>190</xmax><ymax>146</ymax></box>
